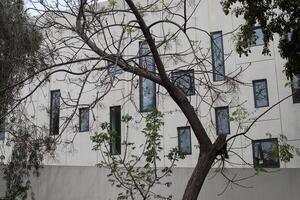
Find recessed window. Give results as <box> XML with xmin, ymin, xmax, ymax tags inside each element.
<box><xmin>79</xmin><ymin>107</ymin><xmax>89</xmax><ymax>132</ymax></box>
<box><xmin>215</xmin><ymin>107</ymin><xmax>230</xmax><ymax>135</ymax></box>
<box><xmin>110</xmin><ymin>106</ymin><xmax>121</xmax><ymax>155</ymax></box>
<box><xmin>251</xmin><ymin>27</ymin><xmax>264</xmax><ymax>46</ymax></box>
<box><xmin>291</xmin><ymin>73</ymin><xmax>300</xmax><ymax>103</ymax></box>
<box><xmin>50</xmin><ymin>90</ymin><xmax>60</xmax><ymax>135</ymax></box>
<box><xmin>0</xmin><ymin>120</ymin><xmax>5</xmax><ymax>140</ymax></box>
<box><xmin>252</xmin><ymin>138</ymin><xmax>280</xmax><ymax>168</ymax></box>
<box><xmin>211</xmin><ymin>31</ymin><xmax>225</xmax><ymax>81</ymax></box>
<box><xmin>177</xmin><ymin>126</ymin><xmax>192</xmax><ymax>155</ymax></box>
<box><xmin>139</xmin><ymin>41</ymin><xmax>156</xmax><ymax>112</ymax></box>
<box><xmin>171</xmin><ymin>70</ymin><xmax>195</xmax><ymax>96</ymax></box>
<box><xmin>253</xmin><ymin>79</ymin><xmax>269</xmax><ymax>108</ymax></box>
<box><xmin>108</xmin><ymin>62</ymin><xmax>123</xmax><ymax>75</ymax></box>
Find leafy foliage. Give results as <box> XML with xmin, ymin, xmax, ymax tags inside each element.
<box><xmin>221</xmin><ymin>0</ymin><xmax>300</xmax><ymax>75</ymax></box>
<box><xmin>91</xmin><ymin>109</ymin><xmax>183</xmax><ymax>200</ymax></box>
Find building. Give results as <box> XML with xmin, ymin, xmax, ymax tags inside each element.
<box><xmin>1</xmin><ymin>0</ymin><xmax>300</xmax><ymax>199</ymax></box>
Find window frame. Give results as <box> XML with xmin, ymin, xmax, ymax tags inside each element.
<box><xmin>291</xmin><ymin>72</ymin><xmax>300</xmax><ymax>104</ymax></box>
<box><xmin>139</xmin><ymin>41</ymin><xmax>156</xmax><ymax>112</ymax></box>
<box><xmin>50</xmin><ymin>90</ymin><xmax>61</xmax><ymax>136</ymax></box>
<box><xmin>170</xmin><ymin>69</ymin><xmax>195</xmax><ymax>96</ymax></box>
<box><xmin>251</xmin><ymin>27</ymin><xmax>264</xmax><ymax>47</ymax></box>
<box><xmin>252</xmin><ymin>79</ymin><xmax>269</xmax><ymax>108</ymax></box>
<box><xmin>79</xmin><ymin>107</ymin><xmax>89</xmax><ymax>132</ymax></box>
<box><xmin>211</xmin><ymin>31</ymin><xmax>225</xmax><ymax>82</ymax></box>
<box><xmin>215</xmin><ymin>106</ymin><xmax>230</xmax><ymax>135</ymax></box>
<box><xmin>252</xmin><ymin>138</ymin><xmax>280</xmax><ymax>168</ymax></box>
<box><xmin>177</xmin><ymin>126</ymin><xmax>192</xmax><ymax>155</ymax></box>
<box><xmin>110</xmin><ymin>105</ymin><xmax>121</xmax><ymax>155</ymax></box>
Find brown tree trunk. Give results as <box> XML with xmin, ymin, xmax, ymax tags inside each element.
<box><xmin>182</xmin><ymin>152</ymin><xmax>217</xmax><ymax>200</ymax></box>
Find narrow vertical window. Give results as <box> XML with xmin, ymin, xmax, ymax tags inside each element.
<box><xmin>211</xmin><ymin>31</ymin><xmax>225</xmax><ymax>81</ymax></box>
<box><xmin>171</xmin><ymin>70</ymin><xmax>195</xmax><ymax>96</ymax></box>
<box><xmin>177</xmin><ymin>126</ymin><xmax>192</xmax><ymax>155</ymax></box>
<box><xmin>291</xmin><ymin>73</ymin><xmax>300</xmax><ymax>103</ymax></box>
<box><xmin>251</xmin><ymin>27</ymin><xmax>264</xmax><ymax>46</ymax></box>
<box><xmin>0</xmin><ymin>120</ymin><xmax>5</xmax><ymax>140</ymax></box>
<box><xmin>215</xmin><ymin>107</ymin><xmax>230</xmax><ymax>135</ymax></box>
<box><xmin>79</xmin><ymin>107</ymin><xmax>89</xmax><ymax>132</ymax></box>
<box><xmin>253</xmin><ymin>79</ymin><xmax>269</xmax><ymax>108</ymax></box>
<box><xmin>139</xmin><ymin>41</ymin><xmax>156</xmax><ymax>112</ymax></box>
<box><xmin>252</xmin><ymin>138</ymin><xmax>280</xmax><ymax>168</ymax></box>
<box><xmin>50</xmin><ymin>90</ymin><xmax>60</xmax><ymax>135</ymax></box>
<box><xmin>110</xmin><ymin>106</ymin><xmax>121</xmax><ymax>155</ymax></box>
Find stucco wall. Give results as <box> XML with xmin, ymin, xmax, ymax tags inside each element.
<box><xmin>1</xmin><ymin>166</ymin><xmax>299</xmax><ymax>200</ymax></box>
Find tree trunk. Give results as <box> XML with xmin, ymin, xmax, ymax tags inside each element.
<box><xmin>182</xmin><ymin>152</ymin><xmax>217</xmax><ymax>200</ymax></box>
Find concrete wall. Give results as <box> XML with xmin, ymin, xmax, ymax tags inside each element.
<box><xmin>1</xmin><ymin>166</ymin><xmax>299</xmax><ymax>200</ymax></box>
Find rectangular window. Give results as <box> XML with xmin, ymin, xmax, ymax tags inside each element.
<box><xmin>110</xmin><ymin>106</ymin><xmax>121</xmax><ymax>155</ymax></box>
<box><xmin>108</xmin><ymin>62</ymin><xmax>123</xmax><ymax>75</ymax></box>
<box><xmin>177</xmin><ymin>126</ymin><xmax>192</xmax><ymax>155</ymax></box>
<box><xmin>211</xmin><ymin>31</ymin><xmax>225</xmax><ymax>81</ymax></box>
<box><xmin>215</xmin><ymin>107</ymin><xmax>230</xmax><ymax>135</ymax></box>
<box><xmin>0</xmin><ymin>120</ymin><xmax>5</xmax><ymax>140</ymax></box>
<box><xmin>253</xmin><ymin>79</ymin><xmax>269</xmax><ymax>108</ymax></box>
<box><xmin>252</xmin><ymin>138</ymin><xmax>280</xmax><ymax>168</ymax></box>
<box><xmin>171</xmin><ymin>70</ymin><xmax>195</xmax><ymax>96</ymax></box>
<box><xmin>291</xmin><ymin>73</ymin><xmax>300</xmax><ymax>103</ymax></box>
<box><xmin>50</xmin><ymin>90</ymin><xmax>60</xmax><ymax>135</ymax></box>
<box><xmin>251</xmin><ymin>27</ymin><xmax>264</xmax><ymax>46</ymax></box>
<box><xmin>139</xmin><ymin>41</ymin><xmax>156</xmax><ymax>112</ymax></box>
<box><xmin>79</xmin><ymin>107</ymin><xmax>89</xmax><ymax>132</ymax></box>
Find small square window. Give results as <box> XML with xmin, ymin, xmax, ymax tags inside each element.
<box><xmin>251</xmin><ymin>27</ymin><xmax>264</xmax><ymax>46</ymax></box>
<box><xmin>253</xmin><ymin>79</ymin><xmax>269</xmax><ymax>108</ymax></box>
<box><xmin>107</xmin><ymin>62</ymin><xmax>123</xmax><ymax>75</ymax></box>
<box><xmin>291</xmin><ymin>73</ymin><xmax>300</xmax><ymax>103</ymax></box>
<box><xmin>79</xmin><ymin>107</ymin><xmax>89</xmax><ymax>132</ymax></box>
<box><xmin>252</xmin><ymin>138</ymin><xmax>280</xmax><ymax>168</ymax></box>
<box><xmin>177</xmin><ymin>126</ymin><xmax>192</xmax><ymax>155</ymax></box>
<box><xmin>171</xmin><ymin>70</ymin><xmax>195</xmax><ymax>96</ymax></box>
<box><xmin>215</xmin><ymin>107</ymin><xmax>230</xmax><ymax>135</ymax></box>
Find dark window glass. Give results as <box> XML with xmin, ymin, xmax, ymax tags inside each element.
<box><xmin>171</xmin><ymin>70</ymin><xmax>195</xmax><ymax>96</ymax></box>
<box><xmin>110</xmin><ymin>106</ymin><xmax>121</xmax><ymax>155</ymax></box>
<box><xmin>251</xmin><ymin>27</ymin><xmax>264</xmax><ymax>46</ymax></box>
<box><xmin>139</xmin><ymin>41</ymin><xmax>156</xmax><ymax>112</ymax></box>
<box><xmin>253</xmin><ymin>79</ymin><xmax>269</xmax><ymax>108</ymax></box>
<box><xmin>79</xmin><ymin>107</ymin><xmax>89</xmax><ymax>132</ymax></box>
<box><xmin>0</xmin><ymin>120</ymin><xmax>5</xmax><ymax>140</ymax></box>
<box><xmin>211</xmin><ymin>31</ymin><xmax>225</xmax><ymax>81</ymax></box>
<box><xmin>177</xmin><ymin>126</ymin><xmax>192</xmax><ymax>155</ymax></box>
<box><xmin>50</xmin><ymin>90</ymin><xmax>60</xmax><ymax>135</ymax></box>
<box><xmin>108</xmin><ymin>62</ymin><xmax>123</xmax><ymax>75</ymax></box>
<box><xmin>252</xmin><ymin>138</ymin><xmax>280</xmax><ymax>168</ymax></box>
<box><xmin>291</xmin><ymin>73</ymin><xmax>300</xmax><ymax>103</ymax></box>
<box><xmin>215</xmin><ymin>107</ymin><xmax>230</xmax><ymax>135</ymax></box>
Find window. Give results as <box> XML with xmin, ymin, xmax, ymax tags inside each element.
<box><xmin>253</xmin><ymin>79</ymin><xmax>269</xmax><ymax>108</ymax></box>
<box><xmin>177</xmin><ymin>126</ymin><xmax>192</xmax><ymax>155</ymax></box>
<box><xmin>251</xmin><ymin>27</ymin><xmax>264</xmax><ymax>46</ymax></box>
<box><xmin>50</xmin><ymin>90</ymin><xmax>60</xmax><ymax>135</ymax></box>
<box><xmin>139</xmin><ymin>41</ymin><xmax>156</xmax><ymax>112</ymax></box>
<box><xmin>108</xmin><ymin>62</ymin><xmax>123</xmax><ymax>75</ymax></box>
<box><xmin>252</xmin><ymin>138</ymin><xmax>280</xmax><ymax>168</ymax></box>
<box><xmin>211</xmin><ymin>31</ymin><xmax>225</xmax><ymax>81</ymax></box>
<box><xmin>79</xmin><ymin>107</ymin><xmax>89</xmax><ymax>132</ymax></box>
<box><xmin>171</xmin><ymin>70</ymin><xmax>195</xmax><ymax>96</ymax></box>
<box><xmin>291</xmin><ymin>73</ymin><xmax>300</xmax><ymax>103</ymax></box>
<box><xmin>0</xmin><ymin>120</ymin><xmax>5</xmax><ymax>140</ymax></box>
<box><xmin>110</xmin><ymin>106</ymin><xmax>121</xmax><ymax>155</ymax></box>
<box><xmin>215</xmin><ymin>107</ymin><xmax>230</xmax><ymax>135</ymax></box>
